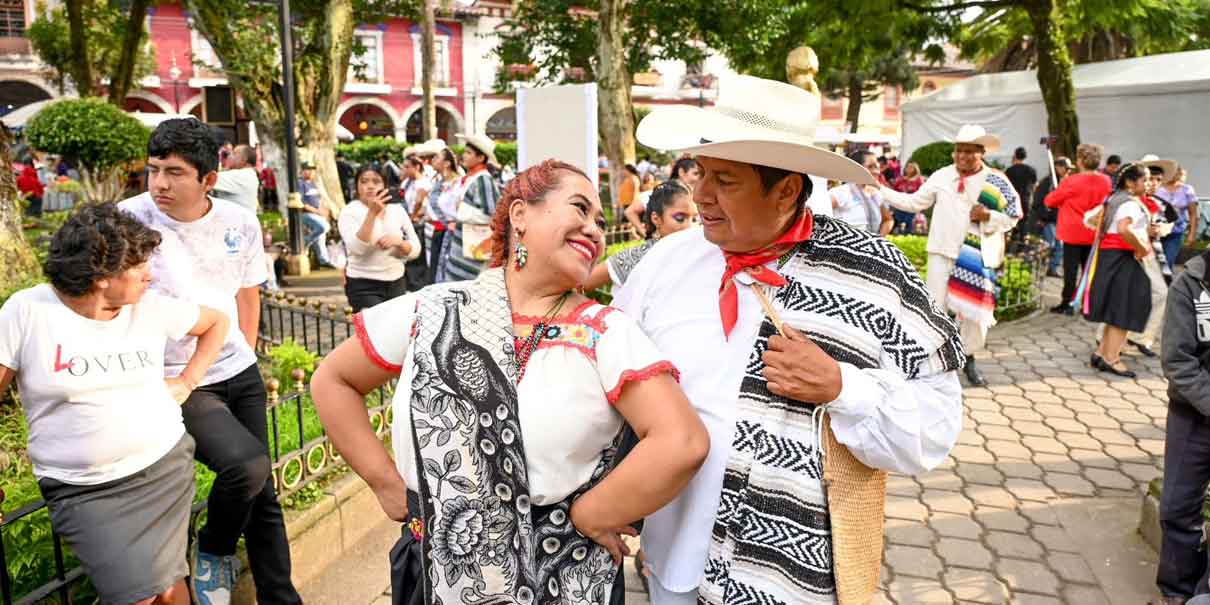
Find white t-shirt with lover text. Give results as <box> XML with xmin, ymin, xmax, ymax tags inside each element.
<box><xmin>0</xmin><ymin>285</ymin><xmax>199</xmax><ymax>484</ymax></box>
<box><xmin>119</xmin><ymin>193</ymin><xmax>268</xmax><ymax>385</ymax></box>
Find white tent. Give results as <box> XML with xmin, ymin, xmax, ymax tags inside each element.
<box><xmin>901</xmin><ymin>49</ymin><xmax>1210</xmax><ymax>193</ymax></box>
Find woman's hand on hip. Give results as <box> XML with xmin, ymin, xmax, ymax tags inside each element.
<box><xmin>370</xmin><ymin>471</ymin><xmax>410</xmax><ymax>522</ymax></box>
<box><xmin>571</xmin><ymin>500</ymin><xmax>637</xmax><ymax>565</ymax></box>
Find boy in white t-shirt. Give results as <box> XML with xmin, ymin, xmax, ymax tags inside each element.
<box><xmin>0</xmin><ymin>203</ymin><xmax>228</xmax><ymax>605</ymax></box>
<box><xmin>118</xmin><ymin>118</ymin><xmax>302</xmax><ymax>605</ymax></box>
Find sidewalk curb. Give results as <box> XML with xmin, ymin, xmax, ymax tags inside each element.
<box><xmin>232</xmin><ymin>471</ymin><xmax>385</xmax><ymax>604</ymax></box>
<box><xmin>1139</xmin><ymin>490</ymin><xmax>1161</xmax><ymax>553</ymax></box>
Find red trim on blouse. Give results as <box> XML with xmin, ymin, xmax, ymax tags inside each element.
<box><xmin>353</xmin><ymin>312</ymin><xmax>403</xmax><ymax>374</ymax></box>
<box><xmin>605</xmin><ymin>361</ymin><xmax>680</xmax><ymax>405</ymax></box>
<box><xmin>1099</xmin><ymin>233</ymin><xmax>1135</xmax><ymax>251</ymax></box>
<box><xmin>511</xmin><ymin>299</ymin><xmax>598</xmax><ymax>325</ymax></box>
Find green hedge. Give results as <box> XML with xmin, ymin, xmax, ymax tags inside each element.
<box><xmin>908</xmin><ymin>141</ymin><xmax>954</xmax><ymax>177</ymax></box>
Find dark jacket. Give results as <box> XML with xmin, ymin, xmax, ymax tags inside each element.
<box><xmin>1162</xmin><ymin>251</ymin><xmax>1210</xmax><ymax>415</ymax></box>
<box><xmin>1031</xmin><ymin>175</ymin><xmax>1058</xmax><ymax>226</ymax></box>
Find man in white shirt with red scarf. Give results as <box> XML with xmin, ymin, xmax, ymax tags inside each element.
<box><xmin>616</xmin><ymin>75</ymin><xmax>964</xmax><ymax>605</ymax></box>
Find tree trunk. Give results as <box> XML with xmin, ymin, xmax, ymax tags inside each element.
<box><xmin>300</xmin><ymin>0</ymin><xmax>354</xmax><ymax>208</ymax></box>
<box><xmin>258</xmin><ymin>132</ymin><xmax>291</xmax><ymax>216</ymax></box>
<box><xmin>1025</xmin><ymin>0</ymin><xmax>1080</xmax><ymax>157</ymax></box>
<box><xmin>65</xmin><ymin>0</ymin><xmax>93</xmax><ymax>96</ymax></box>
<box><xmin>844</xmin><ymin>78</ymin><xmax>863</xmax><ymax>134</ymax></box>
<box><xmin>303</xmin><ymin>125</ymin><xmax>345</xmax><ymax>215</ymax></box>
<box><xmin>596</xmin><ymin>0</ymin><xmax>635</xmax><ymax>220</ymax></box>
<box><xmin>107</xmin><ymin>0</ymin><xmax>151</xmax><ymax>105</ymax></box>
<box><xmin>421</xmin><ymin>0</ymin><xmax>438</xmax><ymax>141</ymax></box>
<box><xmin>0</xmin><ymin>122</ymin><xmax>40</xmax><ymax>295</ymax></box>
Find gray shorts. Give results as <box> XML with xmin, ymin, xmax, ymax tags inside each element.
<box><xmin>38</xmin><ymin>434</ymin><xmax>196</xmax><ymax>604</ymax></box>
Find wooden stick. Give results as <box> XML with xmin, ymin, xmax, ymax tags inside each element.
<box><xmin>749</xmin><ymin>284</ymin><xmax>786</xmax><ymax>338</ymax></box>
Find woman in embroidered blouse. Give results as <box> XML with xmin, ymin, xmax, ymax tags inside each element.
<box><xmin>428</xmin><ymin>148</ymin><xmax>462</xmax><ymax>283</ymax></box>
<box><xmin>582</xmin><ymin>180</ymin><xmax>698</xmax><ymax>292</ymax></box>
<box><xmin>312</xmin><ymin>159</ymin><xmax>709</xmax><ymax>605</ymax></box>
<box><xmin>338</xmin><ymin>166</ymin><xmax>422</xmax><ymax>312</ymax></box>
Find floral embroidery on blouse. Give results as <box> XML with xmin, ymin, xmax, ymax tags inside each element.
<box><xmin>513</xmin><ymin>301</ymin><xmax>613</xmax><ymax>361</ymax></box>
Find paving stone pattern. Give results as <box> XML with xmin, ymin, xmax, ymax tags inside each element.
<box><xmin>877</xmin><ymin>306</ymin><xmax>1166</xmax><ymax>604</ymax></box>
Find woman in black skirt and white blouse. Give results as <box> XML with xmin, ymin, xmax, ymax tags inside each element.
<box><xmin>1084</xmin><ymin>163</ymin><xmax>1154</xmax><ymax>378</ymax></box>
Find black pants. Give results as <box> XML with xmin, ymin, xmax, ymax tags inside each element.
<box><xmin>429</xmin><ymin>229</ymin><xmax>448</xmax><ymax>282</ymax></box>
<box><xmin>1060</xmin><ymin>243</ymin><xmax>1093</xmax><ymax>306</ymax></box>
<box><xmin>1159</xmin><ymin>400</ymin><xmax>1210</xmax><ymax>599</ymax></box>
<box><xmin>183</xmin><ymin>364</ymin><xmax>302</xmax><ymax>605</ymax></box>
<box><xmin>346</xmin><ymin>275</ymin><xmax>408</xmax><ymax>313</ymax></box>
<box><xmin>405</xmin><ymin>221</ymin><xmax>431</xmax><ymax>292</ymax></box>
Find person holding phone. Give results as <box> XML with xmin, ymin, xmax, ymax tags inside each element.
<box><xmin>338</xmin><ymin>165</ymin><xmax>422</xmax><ymax>312</ymax></box>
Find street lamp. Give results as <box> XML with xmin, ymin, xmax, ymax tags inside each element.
<box><xmin>278</xmin><ymin>0</ymin><xmax>306</xmax><ymax>274</ymax></box>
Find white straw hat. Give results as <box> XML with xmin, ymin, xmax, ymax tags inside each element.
<box><xmin>1138</xmin><ymin>154</ymin><xmax>1177</xmax><ymax>181</ymax></box>
<box><xmin>456</xmin><ymin>133</ymin><xmax>498</xmax><ymax>165</ymax></box>
<box><xmin>952</xmin><ymin>124</ymin><xmax>1001</xmax><ymax>153</ymax></box>
<box><xmin>636</xmin><ymin>75</ymin><xmax>874</xmax><ymax>184</ymax></box>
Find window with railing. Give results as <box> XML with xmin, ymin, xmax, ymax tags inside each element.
<box><xmin>411</xmin><ymin>33</ymin><xmax>450</xmax><ymax>88</ymax></box>
<box><xmin>0</xmin><ymin>0</ymin><xmax>25</xmax><ymax>37</ymax></box>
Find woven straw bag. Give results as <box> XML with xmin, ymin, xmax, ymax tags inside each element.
<box><xmin>753</xmin><ymin>285</ymin><xmax>887</xmax><ymax>605</ymax></box>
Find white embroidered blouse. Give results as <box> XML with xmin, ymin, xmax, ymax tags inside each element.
<box><xmin>356</xmin><ymin>295</ymin><xmax>678</xmax><ymax>505</ymax></box>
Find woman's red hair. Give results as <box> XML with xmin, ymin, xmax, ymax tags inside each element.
<box><xmin>489</xmin><ymin>159</ymin><xmax>590</xmax><ymax>268</ymax></box>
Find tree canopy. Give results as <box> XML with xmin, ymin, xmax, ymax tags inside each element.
<box><xmin>25</xmin><ymin>0</ymin><xmax>157</xmax><ymax>98</ymax></box>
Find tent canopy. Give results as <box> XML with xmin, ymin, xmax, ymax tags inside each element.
<box><xmin>901</xmin><ymin>49</ymin><xmax>1210</xmax><ymax>192</ymax></box>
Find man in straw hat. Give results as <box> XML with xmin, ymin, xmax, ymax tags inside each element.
<box><xmin>878</xmin><ymin>124</ymin><xmax>1023</xmax><ymax>388</ymax></box>
<box><xmin>615</xmin><ymin>74</ymin><xmax>964</xmax><ymax>605</ymax></box>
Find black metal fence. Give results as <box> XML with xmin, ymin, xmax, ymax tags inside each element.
<box><xmin>995</xmin><ymin>238</ymin><xmax>1050</xmax><ymax>322</ymax></box>
<box><xmin>0</xmin><ymin>294</ymin><xmax>386</xmax><ymax>605</ymax></box>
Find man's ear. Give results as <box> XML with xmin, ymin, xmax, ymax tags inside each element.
<box><xmin>202</xmin><ymin>170</ymin><xmax>219</xmax><ymax>193</ymax></box>
<box><xmin>777</xmin><ymin>174</ymin><xmax>805</xmax><ymax>212</ymax></box>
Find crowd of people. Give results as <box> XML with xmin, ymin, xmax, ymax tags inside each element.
<box><xmin>3</xmin><ymin>70</ymin><xmax>1210</xmax><ymax>605</ymax></box>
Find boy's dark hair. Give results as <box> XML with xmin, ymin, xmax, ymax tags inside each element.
<box><xmin>1106</xmin><ymin>154</ymin><xmax>1122</xmax><ymax>167</ymax></box>
<box><xmin>148</xmin><ymin>118</ymin><xmax>220</xmax><ymax>181</ymax></box>
<box><xmin>44</xmin><ymin>203</ymin><xmax>162</xmax><ymax>297</ymax></box>
<box><xmin>1014</xmin><ymin>146</ymin><xmax>1028</xmax><ymax>161</ymax></box>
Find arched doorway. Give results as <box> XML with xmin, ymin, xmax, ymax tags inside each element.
<box><xmin>124</xmin><ymin>96</ymin><xmax>166</xmax><ymax>113</ymax></box>
<box><xmin>406</xmin><ymin>106</ymin><xmax>459</xmax><ymax>143</ymax></box>
<box><xmin>339</xmin><ymin>102</ymin><xmax>397</xmax><ymax>139</ymax></box>
<box><xmin>485</xmin><ymin>106</ymin><xmax>516</xmax><ymax>141</ymax></box>
<box><xmin>0</xmin><ymin>80</ymin><xmax>53</xmax><ymax>117</ymax></box>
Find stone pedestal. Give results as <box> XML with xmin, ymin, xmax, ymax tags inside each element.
<box><xmin>287</xmin><ymin>253</ymin><xmax>311</xmax><ymax>277</ymax></box>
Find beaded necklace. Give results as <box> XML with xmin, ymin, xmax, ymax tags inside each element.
<box><xmin>513</xmin><ymin>292</ymin><xmax>571</xmax><ymax>384</ymax></box>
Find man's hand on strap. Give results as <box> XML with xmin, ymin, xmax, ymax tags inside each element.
<box><xmin>761</xmin><ymin>325</ymin><xmax>843</xmax><ymax>404</ymax></box>
<box><xmin>970</xmin><ymin>205</ymin><xmax>991</xmax><ymax>222</ymax></box>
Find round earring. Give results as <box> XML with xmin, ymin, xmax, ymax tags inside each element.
<box><xmin>513</xmin><ymin>230</ymin><xmax>528</xmax><ymax>270</ymax></box>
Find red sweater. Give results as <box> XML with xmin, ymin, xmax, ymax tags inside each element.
<box><xmin>1044</xmin><ymin>172</ymin><xmax>1112</xmax><ymax>245</ymax></box>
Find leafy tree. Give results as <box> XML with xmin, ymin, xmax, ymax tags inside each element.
<box><xmin>185</xmin><ymin>0</ymin><xmax>421</xmax><ymax>212</ymax></box>
<box><xmin>24</xmin><ymin>99</ymin><xmax>151</xmax><ymax>203</ymax></box>
<box><xmin>25</xmin><ymin>0</ymin><xmax>157</xmax><ymax>102</ymax></box>
<box><xmin>905</xmin><ymin>0</ymin><xmax>1210</xmax><ymax>158</ymax></box>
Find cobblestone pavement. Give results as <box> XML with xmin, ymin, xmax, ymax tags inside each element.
<box><xmin>315</xmin><ymin>275</ymin><xmax>1169</xmax><ymax>605</ymax></box>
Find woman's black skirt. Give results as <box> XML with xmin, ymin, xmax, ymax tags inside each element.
<box><xmin>1084</xmin><ymin>248</ymin><xmax>1151</xmax><ymax>333</ymax></box>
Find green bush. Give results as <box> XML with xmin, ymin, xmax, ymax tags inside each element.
<box><xmin>259</xmin><ymin>211</ymin><xmax>286</xmax><ymax>243</ymax></box>
<box><xmin>24</xmin><ymin>98</ymin><xmax>149</xmax><ymax>203</ymax></box>
<box><xmin>495</xmin><ymin>142</ymin><xmax>518</xmax><ymax>168</ymax></box>
<box><xmin>908</xmin><ymin>141</ymin><xmax>955</xmax><ymax>177</ymax></box>
<box><xmin>335</xmin><ymin>136</ymin><xmax>410</xmax><ymax>165</ymax></box>
<box><xmin>886</xmin><ymin>234</ymin><xmax>928</xmax><ymax>276</ymax></box>
<box><xmin>266</xmin><ymin>338</ymin><xmax>320</xmax><ymax>391</ymax></box>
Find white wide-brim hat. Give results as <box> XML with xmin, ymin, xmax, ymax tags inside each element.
<box><xmin>456</xmin><ymin>133</ymin><xmax>498</xmax><ymax>165</ymax></box>
<box><xmin>636</xmin><ymin>75</ymin><xmax>874</xmax><ymax>185</ymax></box>
<box><xmin>952</xmin><ymin>124</ymin><xmax>1001</xmax><ymax>153</ymax></box>
<box><xmin>1138</xmin><ymin>154</ymin><xmax>1178</xmax><ymax>180</ymax></box>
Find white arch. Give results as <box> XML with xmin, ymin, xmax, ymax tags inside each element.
<box><xmin>0</xmin><ymin>76</ymin><xmax>57</xmax><ymax>100</ymax></box>
<box><xmin>336</xmin><ymin>96</ymin><xmax>405</xmax><ymax>140</ymax></box>
<box><xmin>179</xmin><ymin>94</ymin><xmax>204</xmax><ymax>115</ymax></box>
<box><xmin>400</xmin><ymin>100</ymin><xmax>466</xmax><ymax>142</ymax></box>
<box><xmin>124</xmin><ymin>90</ymin><xmax>174</xmax><ymax>113</ymax></box>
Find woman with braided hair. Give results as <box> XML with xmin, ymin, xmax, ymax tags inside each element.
<box><xmin>582</xmin><ymin>179</ymin><xmax>699</xmax><ymax>293</ymax></box>
<box><xmin>1081</xmin><ymin>162</ymin><xmax>1154</xmax><ymax>378</ymax></box>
